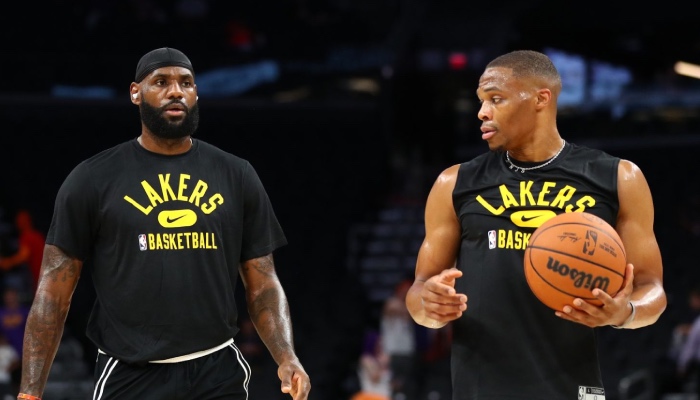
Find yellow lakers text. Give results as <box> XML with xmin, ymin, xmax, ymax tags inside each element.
<box><xmin>477</xmin><ymin>181</ymin><xmax>595</xmax><ymax>215</ymax></box>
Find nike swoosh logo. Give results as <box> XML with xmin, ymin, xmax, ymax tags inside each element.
<box><xmin>158</xmin><ymin>209</ymin><xmax>198</xmax><ymax>228</ymax></box>
<box><xmin>510</xmin><ymin>210</ymin><xmax>557</xmax><ymax>228</ymax></box>
<box><xmin>166</xmin><ymin>215</ymin><xmax>186</xmax><ymax>223</ymax></box>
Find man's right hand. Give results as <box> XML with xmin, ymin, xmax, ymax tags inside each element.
<box><xmin>421</xmin><ymin>268</ymin><xmax>467</xmax><ymax>325</ymax></box>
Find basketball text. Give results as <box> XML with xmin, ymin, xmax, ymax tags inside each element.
<box><xmin>141</xmin><ymin>232</ymin><xmax>218</xmax><ymax>251</ymax></box>
<box><xmin>495</xmin><ymin>229</ymin><xmax>532</xmax><ymax>250</ymax></box>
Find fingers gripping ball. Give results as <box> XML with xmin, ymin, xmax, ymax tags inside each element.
<box><xmin>523</xmin><ymin>212</ymin><xmax>626</xmax><ymax>311</ymax></box>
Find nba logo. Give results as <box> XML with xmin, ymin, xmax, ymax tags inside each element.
<box><xmin>488</xmin><ymin>230</ymin><xmax>496</xmax><ymax>249</ymax></box>
<box><xmin>138</xmin><ymin>234</ymin><xmax>147</xmax><ymax>251</ymax></box>
<box><xmin>583</xmin><ymin>230</ymin><xmax>598</xmax><ymax>255</ymax></box>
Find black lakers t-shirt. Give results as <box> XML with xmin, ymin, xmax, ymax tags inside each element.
<box><xmin>450</xmin><ymin>142</ymin><xmax>619</xmax><ymax>400</ymax></box>
<box><xmin>46</xmin><ymin>139</ymin><xmax>287</xmax><ymax>364</ymax></box>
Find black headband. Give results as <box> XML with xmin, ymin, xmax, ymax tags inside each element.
<box><xmin>134</xmin><ymin>47</ymin><xmax>194</xmax><ymax>83</ymax></box>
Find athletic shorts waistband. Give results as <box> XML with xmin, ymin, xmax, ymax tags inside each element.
<box><xmin>98</xmin><ymin>338</ymin><xmax>234</xmax><ymax>363</ymax></box>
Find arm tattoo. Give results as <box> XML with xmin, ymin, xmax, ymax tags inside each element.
<box><xmin>20</xmin><ymin>245</ymin><xmax>82</xmax><ymax>396</ymax></box>
<box><xmin>244</xmin><ymin>255</ymin><xmax>297</xmax><ymax>365</ymax></box>
<box><xmin>241</xmin><ymin>254</ymin><xmax>275</xmax><ymax>276</ymax></box>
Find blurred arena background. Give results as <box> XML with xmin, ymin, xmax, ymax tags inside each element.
<box><xmin>1</xmin><ymin>1</ymin><xmax>700</xmax><ymax>399</ymax></box>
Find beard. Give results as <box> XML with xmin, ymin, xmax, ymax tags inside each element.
<box><xmin>140</xmin><ymin>100</ymin><xmax>200</xmax><ymax>139</ymax></box>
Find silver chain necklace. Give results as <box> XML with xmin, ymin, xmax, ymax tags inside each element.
<box><xmin>505</xmin><ymin>140</ymin><xmax>566</xmax><ymax>173</ymax></box>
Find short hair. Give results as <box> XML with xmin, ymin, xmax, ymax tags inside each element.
<box><xmin>486</xmin><ymin>50</ymin><xmax>561</xmax><ymax>87</ymax></box>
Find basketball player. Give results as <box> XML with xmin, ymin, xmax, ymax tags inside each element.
<box><xmin>16</xmin><ymin>48</ymin><xmax>310</xmax><ymax>400</ymax></box>
<box><xmin>405</xmin><ymin>50</ymin><xmax>666</xmax><ymax>399</ymax></box>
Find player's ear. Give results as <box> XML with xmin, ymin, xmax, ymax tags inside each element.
<box><xmin>535</xmin><ymin>88</ymin><xmax>552</xmax><ymax>109</ymax></box>
<box><xmin>130</xmin><ymin>83</ymin><xmax>140</xmax><ymax>104</ymax></box>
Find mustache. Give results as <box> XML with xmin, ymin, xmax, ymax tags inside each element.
<box><xmin>161</xmin><ymin>100</ymin><xmax>189</xmax><ymax>113</ymax></box>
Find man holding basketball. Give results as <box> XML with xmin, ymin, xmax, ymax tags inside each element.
<box><xmin>405</xmin><ymin>50</ymin><xmax>666</xmax><ymax>399</ymax></box>
<box><xmin>16</xmin><ymin>47</ymin><xmax>310</xmax><ymax>400</ymax></box>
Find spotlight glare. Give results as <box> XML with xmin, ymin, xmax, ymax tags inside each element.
<box><xmin>674</xmin><ymin>61</ymin><xmax>700</xmax><ymax>79</ymax></box>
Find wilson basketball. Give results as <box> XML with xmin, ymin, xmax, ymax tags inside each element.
<box><xmin>523</xmin><ymin>212</ymin><xmax>626</xmax><ymax>311</ymax></box>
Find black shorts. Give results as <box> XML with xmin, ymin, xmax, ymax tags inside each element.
<box><xmin>92</xmin><ymin>342</ymin><xmax>251</xmax><ymax>400</ymax></box>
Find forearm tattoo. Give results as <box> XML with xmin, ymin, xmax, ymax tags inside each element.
<box><xmin>245</xmin><ymin>254</ymin><xmax>275</xmax><ymax>276</ymax></box>
<box><xmin>244</xmin><ymin>255</ymin><xmax>296</xmax><ymax>364</ymax></box>
<box><xmin>20</xmin><ymin>245</ymin><xmax>81</xmax><ymax>395</ymax></box>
